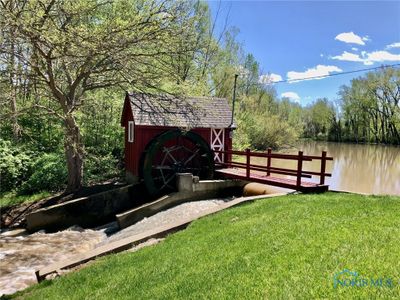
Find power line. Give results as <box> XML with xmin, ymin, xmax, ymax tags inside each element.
<box><xmin>259</xmin><ymin>63</ymin><xmax>400</xmax><ymax>85</ymax></box>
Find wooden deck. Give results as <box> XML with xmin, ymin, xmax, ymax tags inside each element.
<box><xmin>215</xmin><ymin>168</ymin><xmax>329</xmax><ymax>193</ymax></box>
<box><xmin>213</xmin><ymin>148</ymin><xmax>333</xmax><ymax>193</ymax></box>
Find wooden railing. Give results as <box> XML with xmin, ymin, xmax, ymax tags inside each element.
<box><xmin>214</xmin><ymin>148</ymin><xmax>333</xmax><ymax>187</ymax></box>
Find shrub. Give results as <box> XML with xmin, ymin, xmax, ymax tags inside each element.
<box><xmin>19</xmin><ymin>153</ymin><xmax>67</xmax><ymax>195</ymax></box>
<box><xmin>232</xmin><ymin>113</ymin><xmax>252</xmax><ymax>151</ymax></box>
<box><xmin>247</xmin><ymin>114</ymin><xmax>298</xmax><ymax>150</ymax></box>
<box><xmin>84</xmin><ymin>153</ymin><xmax>121</xmax><ymax>185</ymax></box>
<box><xmin>0</xmin><ymin>139</ymin><xmax>35</xmax><ymax>192</ymax></box>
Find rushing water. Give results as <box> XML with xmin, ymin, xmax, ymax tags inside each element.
<box><xmin>0</xmin><ymin>228</ymin><xmax>106</xmax><ymax>296</ymax></box>
<box><xmin>249</xmin><ymin>141</ymin><xmax>400</xmax><ymax>195</ymax></box>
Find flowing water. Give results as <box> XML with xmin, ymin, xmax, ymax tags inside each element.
<box><xmin>0</xmin><ymin>228</ymin><xmax>106</xmax><ymax>296</ymax></box>
<box><xmin>249</xmin><ymin>141</ymin><xmax>400</xmax><ymax>195</ymax></box>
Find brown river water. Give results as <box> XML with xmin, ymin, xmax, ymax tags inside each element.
<box><xmin>254</xmin><ymin>141</ymin><xmax>400</xmax><ymax>196</ymax></box>
<box><xmin>0</xmin><ymin>142</ymin><xmax>398</xmax><ymax>296</ymax></box>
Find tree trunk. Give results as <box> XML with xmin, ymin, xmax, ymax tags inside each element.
<box><xmin>9</xmin><ymin>36</ymin><xmax>21</xmax><ymax>140</ymax></box>
<box><xmin>64</xmin><ymin>114</ymin><xmax>84</xmax><ymax>192</ymax></box>
<box><xmin>10</xmin><ymin>85</ymin><xmax>21</xmax><ymax>140</ymax></box>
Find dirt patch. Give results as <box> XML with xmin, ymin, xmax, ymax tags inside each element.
<box><xmin>1</xmin><ymin>181</ymin><xmax>126</xmax><ymax>230</ymax></box>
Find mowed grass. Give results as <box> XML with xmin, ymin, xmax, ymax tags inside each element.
<box><xmin>11</xmin><ymin>193</ymin><xmax>400</xmax><ymax>299</ymax></box>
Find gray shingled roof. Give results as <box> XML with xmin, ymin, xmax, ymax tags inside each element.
<box><xmin>128</xmin><ymin>93</ymin><xmax>232</xmax><ymax>128</ymax></box>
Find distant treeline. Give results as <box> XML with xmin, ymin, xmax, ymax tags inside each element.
<box><xmin>231</xmin><ymin>64</ymin><xmax>400</xmax><ymax>149</ymax></box>
<box><xmin>297</xmin><ymin>67</ymin><xmax>400</xmax><ymax>145</ymax></box>
<box><xmin>337</xmin><ymin>67</ymin><xmax>400</xmax><ymax>144</ymax></box>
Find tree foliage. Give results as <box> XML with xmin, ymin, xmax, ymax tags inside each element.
<box><xmin>339</xmin><ymin>67</ymin><xmax>400</xmax><ymax>144</ymax></box>
<box><xmin>19</xmin><ymin>152</ymin><xmax>67</xmax><ymax>194</ymax></box>
<box><xmin>1</xmin><ymin>0</ymin><xmax>201</xmax><ymax>191</ymax></box>
<box><xmin>0</xmin><ymin>139</ymin><xmax>35</xmax><ymax>192</ymax></box>
<box><xmin>303</xmin><ymin>98</ymin><xmax>336</xmax><ymax>140</ymax></box>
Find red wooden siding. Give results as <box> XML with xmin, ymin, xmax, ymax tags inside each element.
<box><xmin>122</xmin><ymin>124</ymin><xmax>233</xmax><ymax>178</ymax></box>
<box><xmin>121</xmin><ymin>95</ymin><xmax>234</xmax><ymax>180</ymax></box>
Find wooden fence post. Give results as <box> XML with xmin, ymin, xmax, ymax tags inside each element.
<box><xmin>320</xmin><ymin>151</ymin><xmax>327</xmax><ymax>185</ymax></box>
<box><xmin>226</xmin><ymin>150</ymin><xmax>231</xmax><ymax>168</ymax></box>
<box><xmin>246</xmin><ymin>148</ymin><xmax>250</xmax><ymax>179</ymax></box>
<box><xmin>267</xmin><ymin>148</ymin><xmax>272</xmax><ymax>176</ymax></box>
<box><xmin>296</xmin><ymin>151</ymin><xmax>303</xmax><ymax>187</ymax></box>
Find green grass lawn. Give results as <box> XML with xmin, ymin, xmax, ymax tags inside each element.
<box><xmin>0</xmin><ymin>191</ymin><xmax>51</xmax><ymax>209</ymax></box>
<box><xmin>10</xmin><ymin>192</ymin><xmax>400</xmax><ymax>299</ymax></box>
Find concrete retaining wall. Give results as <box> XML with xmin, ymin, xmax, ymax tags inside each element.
<box><xmin>26</xmin><ymin>184</ymin><xmax>144</xmax><ymax>232</ymax></box>
<box><xmin>26</xmin><ymin>174</ymin><xmax>247</xmax><ymax>232</ymax></box>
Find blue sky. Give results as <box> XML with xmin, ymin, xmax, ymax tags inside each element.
<box><xmin>208</xmin><ymin>1</ymin><xmax>400</xmax><ymax>106</ymax></box>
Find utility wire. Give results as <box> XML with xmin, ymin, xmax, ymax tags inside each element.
<box><xmin>258</xmin><ymin>63</ymin><xmax>400</xmax><ymax>85</ymax></box>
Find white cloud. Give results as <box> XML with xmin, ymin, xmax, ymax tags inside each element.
<box><xmin>259</xmin><ymin>73</ymin><xmax>283</xmax><ymax>84</ymax></box>
<box><xmin>335</xmin><ymin>32</ymin><xmax>366</xmax><ymax>45</ymax></box>
<box><xmin>351</xmin><ymin>47</ymin><xmax>358</xmax><ymax>51</ymax></box>
<box><xmin>331</xmin><ymin>51</ymin><xmax>363</xmax><ymax>62</ymax></box>
<box><xmin>386</xmin><ymin>42</ymin><xmax>400</xmax><ymax>49</ymax></box>
<box><xmin>281</xmin><ymin>92</ymin><xmax>300</xmax><ymax>103</ymax></box>
<box><xmin>365</xmin><ymin>50</ymin><xmax>400</xmax><ymax>63</ymax></box>
<box><xmin>331</xmin><ymin>50</ymin><xmax>400</xmax><ymax>65</ymax></box>
<box><xmin>287</xmin><ymin>65</ymin><xmax>342</xmax><ymax>82</ymax></box>
<box><xmin>320</xmin><ymin>54</ymin><xmax>324</xmax><ymax>57</ymax></box>
<box><xmin>362</xmin><ymin>36</ymin><xmax>370</xmax><ymax>42</ymax></box>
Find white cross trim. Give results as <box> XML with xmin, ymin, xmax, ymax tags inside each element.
<box><xmin>210</xmin><ymin>128</ymin><xmax>225</xmax><ymax>163</ymax></box>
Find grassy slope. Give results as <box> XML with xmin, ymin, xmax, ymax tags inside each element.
<box><xmin>12</xmin><ymin>193</ymin><xmax>400</xmax><ymax>299</ymax></box>
<box><xmin>0</xmin><ymin>192</ymin><xmax>51</xmax><ymax>209</ymax></box>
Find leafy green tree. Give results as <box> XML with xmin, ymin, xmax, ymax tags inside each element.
<box><xmin>303</xmin><ymin>98</ymin><xmax>335</xmax><ymax>140</ymax></box>
<box><xmin>339</xmin><ymin>67</ymin><xmax>400</xmax><ymax>144</ymax></box>
<box><xmin>211</xmin><ymin>27</ymin><xmax>243</xmax><ymax>98</ymax></box>
<box><xmin>0</xmin><ymin>0</ymin><xmax>196</xmax><ymax>191</ymax></box>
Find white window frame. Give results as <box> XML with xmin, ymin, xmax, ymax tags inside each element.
<box><xmin>128</xmin><ymin>121</ymin><xmax>134</xmax><ymax>143</ymax></box>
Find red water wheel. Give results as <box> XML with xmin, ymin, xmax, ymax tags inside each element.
<box><xmin>140</xmin><ymin>129</ymin><xmax>215</xmax><ymax>197</ymax></box>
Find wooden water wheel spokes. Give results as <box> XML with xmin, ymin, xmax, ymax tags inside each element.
<box><xmin>141</xmin><ymin>129</ymin><xmax>214</xmax><ymax>196</ymax></box>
